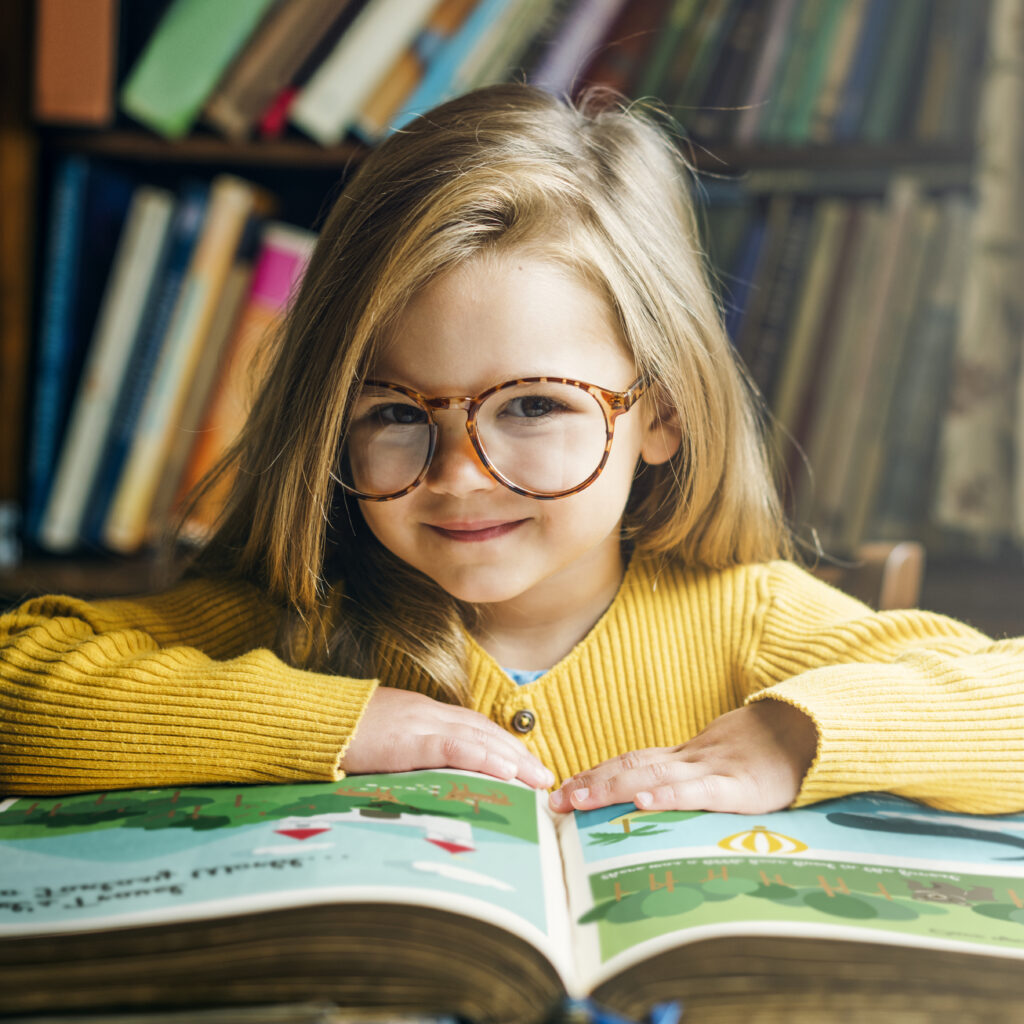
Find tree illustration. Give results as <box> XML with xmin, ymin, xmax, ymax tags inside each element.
<box><xmin>587</xmin><ymin>824</ymin><xmax>670</xmax><ymax>846</ymax></box>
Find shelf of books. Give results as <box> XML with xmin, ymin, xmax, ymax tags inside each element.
<box><xmin>2</xmin><ymin>0</ymin><xmax>1020</xmax><ymax>635</ymax></box>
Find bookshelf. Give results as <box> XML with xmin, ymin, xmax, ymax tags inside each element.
<box><xmin>1</xmin><ymin>0</ymin><xmax>1020</xmax><ymax>637</ymax></box>
<box><xmin>42</xmin><ymin>128</ymin><xmax>974</xmax><ymax>175</ymax></box>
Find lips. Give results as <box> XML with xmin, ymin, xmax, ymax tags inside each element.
<box><xmin>426</xmin><ymin>519</ymin><xmax>527</xmax><ymax>542</ymax></box>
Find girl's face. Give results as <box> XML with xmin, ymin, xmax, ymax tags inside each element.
<box><xmin>358</xmin><ymin>254</ymin><xmax>678</xmax><ymax>616</ymax></box>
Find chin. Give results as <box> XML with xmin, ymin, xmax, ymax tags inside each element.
<box><xmin>428</xmin><ymin>568</ymin><xmax>530</xmax><ymax>605</ymax></box>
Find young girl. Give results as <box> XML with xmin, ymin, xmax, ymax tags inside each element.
<box><xmin>2</xmin><ymin>85</ymin><xmax>1022</xmax><ymax>817</ymax></box>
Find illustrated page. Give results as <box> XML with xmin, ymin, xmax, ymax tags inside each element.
<box><xmin>0</xmin><ymin>769</ymin><xmax>573</xmax><ymax>978</ymax></box>
<box><xmin>557</xmin><ymin>792</ymin><xmax>1024</xmax><ymax>989</ymax></box>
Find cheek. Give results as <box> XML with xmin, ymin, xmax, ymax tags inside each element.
<box><xmin>357</xmin><ymin>501</ymin><xmax>409</xmax><ymax>554</ymax></box>
<box><xmin>554</xmin><ymin>436</ymin><xmax>643</xmax><ymax>530</ymax></box>
<box><xmin>599</xmin><ymin>419</ymin><xmax>647</xmax><ymax>492</ymax></box>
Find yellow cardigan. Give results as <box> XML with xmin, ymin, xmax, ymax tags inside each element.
<box><xmin>2</xmin><ymin>554</ymin><xmax>1022</xmax><ymax>811</ymax></box>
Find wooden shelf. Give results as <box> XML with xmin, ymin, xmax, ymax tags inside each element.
<box><xmin>41</xmin><ymin>127</ymin><xmax>974</xmax><ymax>181</ymax></box>
<box><xmin>920</xmin><ymin>556</ymin><xmax>1024</xmax><ymax>639</ymax></box>
<box><xmin>42</xmin><ymin>128</ymin><xmax>368</xmax><ymax>169</ymax></box>
<box><xmin>0</xmin><ymin>555</ymin><xmax>170</xmax><ymax>604</ymax></box>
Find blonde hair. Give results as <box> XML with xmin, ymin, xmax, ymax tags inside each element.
<box><xmin>187</xmin><ymin>84</ymin><xmax>791</xmax><ymax>700</ymax></box>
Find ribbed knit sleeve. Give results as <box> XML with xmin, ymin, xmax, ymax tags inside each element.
<box><xmin>0</xmin><ymin>579</ymin><xmax>378</xmax><ymax>795</ymax></box>
<box><xmin>745</xmin><ymin>560</ymin><xmax>1024</xmax><ymax>813</ymax></box>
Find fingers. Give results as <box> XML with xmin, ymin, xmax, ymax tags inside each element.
<box><xmin>632</xmin><ymin>773</ymin><xmax>767</xmax><ymax>814</ymax></box>
<box><xmin>549</xmin><ymin>748</ymin><xmax>690</xmax><ymax>812</ymax></box>
<box><xmin>413</xmin><ymin>732</ymin><xmax>531</xmax><ymax>785</ymax></box>
<box><xmin>551</xmin><ymin>761</ymin><xmax>760</xmax><ymax>815</ymax></box>
<box><xmin>438</xmin><ymin>711</ymin><xmax>554</xmax><ymax>788</ymax></box>
<box><xmin>389</xmin><ymin>723</ymin><xmax>553</xmax><ymax>788</ymax></box>
<box><xmin>343</xmin><ymin>687</ymin><xmax>554</xmax><ymax>788</ymax></box>
<box><xmin>548</xmin><ymin>749</ymin><xmax>793</xmax><ymax>815</ymax></box>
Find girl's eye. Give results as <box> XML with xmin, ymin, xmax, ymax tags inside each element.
<box><xmin>501</xmin><ymin>395</ymin><xmax>567</xmax><ymax>418</ymax></box>
<box><xmin>372</xmin><ymin>403</ymin><xmax>428</xmax><ymax>426</ymax></box>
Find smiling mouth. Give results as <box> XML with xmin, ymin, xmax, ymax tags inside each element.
<box><xmin>427</xmin><ymin>520</ymin><xmax>528</xmax><ymax>542</ymax></box>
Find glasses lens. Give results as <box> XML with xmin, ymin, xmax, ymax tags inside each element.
<box><xmin>476</xmin><ymin>381</ymin><xmax>608</xmax><ymax>494</ymax></box>
<box><xmin>340</xmin><ymin>386</ymin><xmax>431</xmax><ymax>496</ymax></box>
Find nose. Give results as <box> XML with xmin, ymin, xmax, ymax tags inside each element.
<box><xmin>423</xmin><ymin>412</ymin><xmax>497</xmax><ymax>496</ymax></box>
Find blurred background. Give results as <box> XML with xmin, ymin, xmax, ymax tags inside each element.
<box><xmin>0</xmin><ymin>0</ymin><xmax>1021</xmax><ymax>633</ymax></box>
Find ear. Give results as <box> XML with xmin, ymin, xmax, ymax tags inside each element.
<box><xmin>639</xmin><ymin>400</ymin><xmax>681</xmax><ymax>466</ymax></box>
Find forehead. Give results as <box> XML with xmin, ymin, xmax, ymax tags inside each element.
<box><xmin>370</xmin><ymin>254</ymin><xmax>636</xmax><ymax>393</ymax></box>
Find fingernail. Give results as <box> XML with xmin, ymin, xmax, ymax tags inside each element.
<box><xmin>570</xmin><ymin>787</ymin><xmax>589</xmax><ymax>804</ymax></box>
<box><xmin>635</xmin><ymin>791</ymin><xmax>653</xmax><ymax>808</ymax></box>
<box><xmin>550</xmin><ymin>788</ymin><xmax>565</xmax><ymax>810</ymax></box>
<box><xmin>539</xmin><ymin>767</ymin><xmax>555</xmax><ymax>788</ymax></box>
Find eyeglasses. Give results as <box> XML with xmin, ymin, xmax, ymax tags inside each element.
<box><xmin>336</xmin><ymin>375</ymin><xmax>648</xmax><ymax>501</ymax></box>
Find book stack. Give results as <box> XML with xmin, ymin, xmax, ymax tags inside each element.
<box><xmin>32</xmin><ymin>0</ymin><xmax>569</xmax><ymax>146</ymax></box>
<box><xmin>32</xmin><ymin>0</ymin><xmax>990</xmax><ymax>147</ymax></box>
<box><xmin>4</xmin><ymin>769</ymin><xmax>1024</xmax><ymax>1021</ymax></box>
<box><xmin>581</xmin><ymin>0</ymin><xmax>992</xmax><ymax>148</ymax></box>
<box><xmin>29</xmin><ymin>164</ymin><xmax>315</xmax><ymax>555</ymax></box>
<box><xmin>702</xmin><ymin>175</ymin><xmax>974</xmax><ymax>553</ymax></box>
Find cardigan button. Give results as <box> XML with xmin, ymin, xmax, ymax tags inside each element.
<box><xmin>511</xmin><ymin>709</ymin><xmax>536</xmax><ymax>734</ymax></box>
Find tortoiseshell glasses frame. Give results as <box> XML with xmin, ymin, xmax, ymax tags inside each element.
<box><xmin>339</xmin><ymin>375</ymin><xmax>649</xmax><ymax>501</ymax></box>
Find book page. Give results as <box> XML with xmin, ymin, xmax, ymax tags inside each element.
<box><xmin>556</xmin><ymin>792</ymin><xmax>1024</xmax><ymax>992</ymax></box>
<box><xmin>0</xmin><ymin>769</ymin><xmax>575</xmax><ymax>986</ymax></box>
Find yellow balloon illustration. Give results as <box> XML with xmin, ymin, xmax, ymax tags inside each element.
<box><xmin>717</xmin><ymin>826</ymin><xmax>808</xmax><ymax>855</ymax></box>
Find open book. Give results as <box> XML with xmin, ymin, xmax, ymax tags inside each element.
<box><xmin>4</xmin><ymin>770</ymin><xmax>1024</xmax><ymax>1022</ymax></box>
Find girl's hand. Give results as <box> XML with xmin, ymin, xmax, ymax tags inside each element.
<box><xmin>342</xmin><ymin>686</ymin><xmax>555</xmax><ymax>789</ymax></box>
<box><xmin>548</xmin><ymin>701</ymin><xmax>818</xmax><ymax>815</ymax></box>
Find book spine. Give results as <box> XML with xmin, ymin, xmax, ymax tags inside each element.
<box><xmin>672</xmin><ymin>0</ymin><xmax>741</xmax><ymax>121</ymax></box>
<box><xmin>655</xmin><ymin>0</ymin><xmax>729</xmax><ymax>112</ymax></box>
<box><xmin>769</xmin><ymin>199</ymin><xmax>849</xmax><ymax>459</ymax></box>
<box><xmin>829</xmin><ymin>0</ymin><xmax>892</xmax><ymax>142</ymax></box>
<box><xmin>746</xmin><ymin>197</ymin><xmax>816</xmax><ymax>404</ymax></box>
<box><xmin>179</xmin><ymin>222</ymin><xmax>316</xmax><ymax>540</ymax></box>
<box><xmin>530</xmin><ymin>0</ymin><xmax>632</xmax><ymax>96</ymax></box>
<box><xmin>24</xmin><ymin>156</ymin><xmax>90</xmax><ymax>541</ymax></box>
<box><xmin>578</xmin><ymin>0</ymin><xmax>671</xmax><ymax>97</ymax></box>
<box><xmin>353</xmin><ymin>0</ymin><xmax>479</xmax><ymax>142</ymax></box>
<box><xmin>386</xmin><ymin>0</ymin><xmax>514</xmax><ymax>132</ymax></box>
<box><xmin>732</xmin><ymin>0</ymin><xmax>801</xmax><ymax>144</ymax></box>
<box><xmin>780</xmin><ymin>0</ymin><xmax>848</xmax><ymax>144</ymax></box>
<box><xmin>859</xmin><ymin>0</ymin><xmax>931</xmax><ymax>144</ymax></box>
<box><xmin>722</xmin><ymin>213</ymin><xmax>767</xmax><ymax>345</ymax></box>
<box><xmin>289</xmin><ymin>0</ymin><xmax>441</xmax><ymax>146</ymax></box>
<box><xmin>912</xmin><ymin>0</ymin><xmax>958</xmax><ymax>142</ymax></box>
<box><xmin>33</xmin><ymin>0</ymin><xmax>119</xmax><ymax>126</ymax></box>
<box><xmin>939</xmin><ymin>0</ymin><xmax>992</xmax><ymax>143</ymax></box>
<box><xmin>838</xmin><ymin>199</ymin><xmax>940</xmax><ymax>548</ymax></box>
<box><xmin>38</xmin><ymin>186</ymin><xmax>176</xmax><ymax>553</ymax></box>
<box><xmin>119</xmin><ymin>0</ymin><xmax>276</xmax><ymax>139</ymax></box>
<box><xmin>690</xmin><ymin>1</ymin><xmax>771</xmax><ymax>142</ymax></box>
<box><xmin>734</xmin><ymin>192</ymin><xmax>795</xmax><ymax>363</ymax></box>
<box><xmin>0</xmin><ymin>0</ymin><xmax>33</xmax><ymax>545</ymax></box>
<box><xmin>782</xmin><ymin>203</ymin><xmax>863</xmax><ymax>511</ymax></box>
<box><xmin>145</xmin><ymin>218</ymin><xmax>263</xmax><ymax>545</ymax></box>
<box><xmin>757</xmin><ymin>0</ymin><xmax>826</xmax><ymax>142</ymax></box>
<box><xmin>203</xmin><ymin>0</ymin><xmax>353</xmax><ymax>141</ymax></box>
<box><xmin>81</xmin><ymin>183</ymin><xmax>210</xmax><ymax>547</ymax></box>
<box><xmin>793</xmin><ymin>200</ymin><xmax>883</xmax><ymax>531</ymax></box>
<box><xmin>872</xmin><ymin>197</ymin><xmax>972</xmax><ymax>539</ymax></box>
<box><xmin>807</xmin><ymin>0</ymin><xmax>868</xmax><ymax>143</ymax></box>
<box><xmin>102</xmin><ymin>176</ymin><xmax>265</xmax><ymax>554</ymax></box>
<box><xmin>811</xmin><ymin>180</ymin><xmax>921</xmax><ymax>543</ymax></box>
<box><xmin>457</xmin><ymin>0</ymin><xmax>560</xmax><ymax>93</ymax></box>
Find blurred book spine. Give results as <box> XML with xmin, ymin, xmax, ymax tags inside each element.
<box><xmin>34</xmin><ymin>0</ymin><xmax>119</xmax><ymax>126</ymax></box>
<box><xmin>120</xmin><ymin>0</ymin><xmax>276</xmax><ymax>138</ymax></box>
<box><xmin>39</xmin><ymin>186</ymin><xmax>176</xmax><ymax>553</ymax></box>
